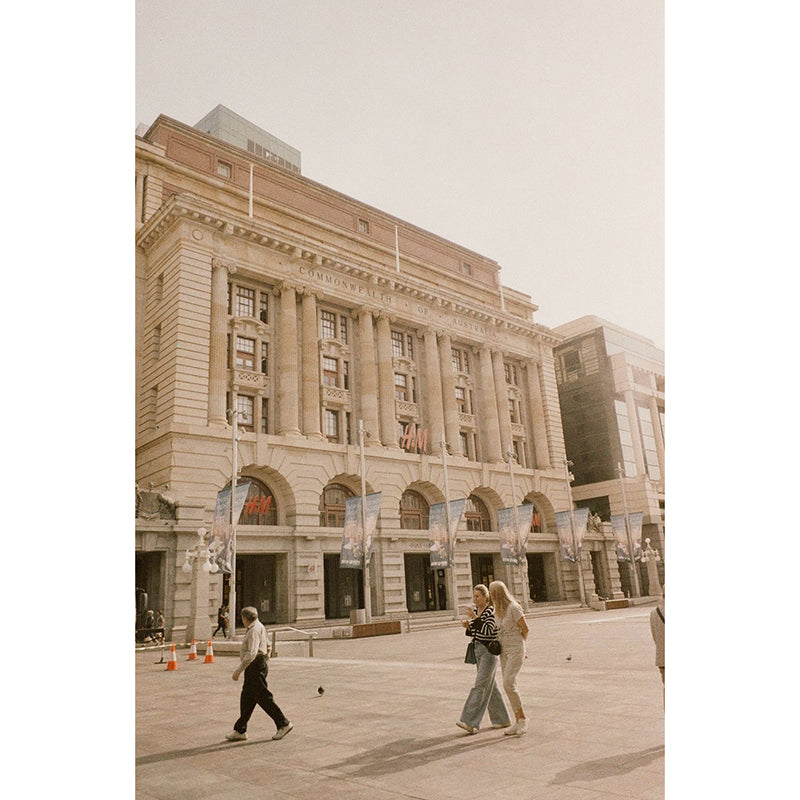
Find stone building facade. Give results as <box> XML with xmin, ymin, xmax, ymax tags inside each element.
<box><xmin>135</xmin><ymin>112</ymin><xmax>626</xmax><ymax>641</ymax></box>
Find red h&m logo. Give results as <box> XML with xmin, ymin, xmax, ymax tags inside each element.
<box><xmin>243</xmin><ymin>494</ymin><xmax>273</xmax><ymax>517</ymax></box>
<box><xmin>400</xmin><ymin>424</ymin><xmax>428</xmax><ymax>454</ymax></box>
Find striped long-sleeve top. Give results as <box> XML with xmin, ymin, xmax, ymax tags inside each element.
<box><xmin>465</xmin><ymin>604</ymin><xmax>500</xmax><ymax>644</ymax></box>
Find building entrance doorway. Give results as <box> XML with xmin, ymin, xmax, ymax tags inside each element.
<box><xmin>590</xmin><ymin>550</ymin><xmax>612</xmax><ymax>599</ymax></box>
<box><xmin>404</xmin><ymin>553</ymin><xmax>447</xmax><ymax>612</ymax></box>
<box><xmin>324</xmin><ymin>554</ymin><xmax>364</xmax><ymax>619</ymax></box>
<box><xmin>231</xmin><ymin>554</ymin><xmax>285</xmax><ymax>626</ymax></box>
<box><xmin>135</xmin><ymin>552</ymin><xmax>164</xmax><ymax>626</ymax></box>
<box><xmin>470</xmin><ymin>554</ymin><xmax>496</xmax><ymax>589</ymax></box>
<box><xmin>526</xmin><ymin>552</ymin><xmax>559</xmax><ymax>602</ymax></box>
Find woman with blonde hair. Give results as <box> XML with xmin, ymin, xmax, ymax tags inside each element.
<box><xmin>456</xmin><ymin>584</ymin><xmax>512</xmax><ymax>734</ymax></box>
<box><xmin>489</xmin><ymin>580</ymin><xmax>530</xmax><ymax>736</ymax></box>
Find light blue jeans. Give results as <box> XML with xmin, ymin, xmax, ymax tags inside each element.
<box><xmin>459</xmin><ymin>641</ymin><xmax>511</xmax><ymax>729</ymax></box>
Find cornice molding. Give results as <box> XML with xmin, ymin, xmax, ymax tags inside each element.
<box><xmin>135</xmin><ymin>193</ymin><xmax>557</xmax><ymax>348</ymax></box>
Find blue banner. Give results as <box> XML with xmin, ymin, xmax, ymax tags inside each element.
<box><xmin>498</xmin><ymin>504</ymin><xmax>535</xmax><ymax>566</ymax></box>
<box><xmin>208</xmin><ymin>482</ymin><xmax>251</xmax><ymax>573</ymax></box>
<box><xmin>610</xmin><ymin>512</ymin><xmax>644</xmax><ymax>561</ymax></box>
<box><xmin>339</xmin><ymin>492</ymin><xmax>382</xmax><ymax>569</ymax></box>
<box><xmin>428</xmin><ymin>499</ymin><xmax>466</xmax><ymax>568</ymax></box>
<box><xmin>555</xmin><ymin>507</ymin><xmax>589</xmax><ymax>562</ymax></box>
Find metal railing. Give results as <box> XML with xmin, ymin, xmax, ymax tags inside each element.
<box><xmin>269</xmin><ymin>626</ymin><xmax>318</xmax><ymax>657</ymax></box>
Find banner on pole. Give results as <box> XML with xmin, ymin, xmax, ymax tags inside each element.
<box><xmin>573</xmin><ymin>507</ymin><xmax>589</xmax><ymax>554</ymax></box>
<box><xmin>428</xmin><ymin>499</ymin><xmax>466</xmax><ymax>568</ymax></box>
<box><xmin>628</xmin><ymin>511</ymin><xmax>644</xmax><ymax>561</ymax></box>
<box><xmin>610</xmin><ymin>514</ymin><xmax>630</xmax><ymax>560</ymax></box>
<box><xmin>610</xmin><ymin>512</ymin><xmax>644</xmax><ymax>561</ymax></box>
<box><xmin>498</xmin><ymin>504</ymin><xmax>535</xmax><ymax>566</ymax></box>
<box><xmin>339</xmin><ymin>492</ymin><xmax>382</xmax><ymax>569</ymax></box>
<box><xmin>208</xmin><ymin>482</ymin><xmax>251</xmax><ymax>573</ymax></box>
<box><xmin>554</xmin><ymin>507</ymin><xmax>589</xmax><ymax>562</ymax></box>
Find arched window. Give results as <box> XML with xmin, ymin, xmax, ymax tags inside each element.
<box><xmin>465</xmin><ymin>495</ymin><xmax>492</xmax><ymax>532</ymax></box>
<box><xmin>319</xmin><ymin>483</ymin><xmax>354</xmax><ymax>527</ymax></box>
<box><xmin>225</xmin><ymin>478</ymin><xmax>278</xmax><ymax>525</ymax></box>
<box><xmin>400</xmin><ymin>490</ymin><xmax>429</xmax><ymax>530</ymax></box>
<box><xmin>530</xmin><ymin>503</ymin><xmax>542</xmax><ymax>533</ymax></box>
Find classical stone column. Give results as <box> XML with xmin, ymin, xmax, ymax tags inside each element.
<box><xmin>492</xmin><ymin>349</ymin><xmax>513</xmax><ymax>459</ymax></box>
<box><xmin>277</xmin><ymin>282</ymin><xmax>301</xmax><ymax>435</ymax></box>
<box><xmin>301</xmin><ymin>290</ymin><xmax>323</xmax><ymax>439</ymax></box>
<box><xmin>357</xmin><ymin>308</ymin><xmax>381</xmax><ymax>444</ymax></box>
<box><xmin>208</xmin><ymin>258</ymin><xmax>233</xmax><ymax>425</ymax></box>
<box><xmin>649</xmin><ymin>395</ymin><xmax>665</xmax><ymax>479</ymax></box>
<box><xmin>422</xmin><ymin>328</ymin><xmax>445</xmax><ymax>450</ymax></box>
<box><xmin>375</xmin><ymin>313</ymin><xmax>399</xmax><ymax>448</ymax></box>
<box><xmin>525</xmin><ymin>359</ymin><xmax>551</xmax><ymax>469</ymax></box>
<box><xmin>624</xmin><ymin>386</ymin><xmax>646</xmax><ymax>477</ymax></box>
<box><xmin>438</xmin><ymin>333</ymin><xmax>461</xmax><ymax>453</ymax></box>
<box><xmin>477</xmin><ymin>346</ymin><xmax>502</xmax><ymax>463</ymax></box>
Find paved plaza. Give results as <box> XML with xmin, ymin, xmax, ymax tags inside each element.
<box><xmin>135</xmin><ymin>605</ymin><xmax>664</xmax><ymax>800</ymax></box>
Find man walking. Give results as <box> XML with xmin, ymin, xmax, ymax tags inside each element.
<box><xmin>225</xmin><ymin>606</ymin><xmax>293</xmax><ymax>742</ymax></box>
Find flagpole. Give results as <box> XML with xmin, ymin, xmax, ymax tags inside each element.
<box><xmin>563</xmin><ymin>458</ymin><xmax>586</xmax><ymax>605</ymax></box>
<box><xmin>441</xmin><ymin>437</ymin><xmax>459</xmax><ymax>620</ymax></box>
<box><xmin>507</xmin><ymin>449</ymin><xmax>528</xmax><ymax>612</ymax></box>
<box><xmin>359</xmin><ymin>420</ymin><xmax>372</xmax><ymax>623</ymax></box>
<box><xmin>228</xmin><ymin>407</ymin><xmax>239</xmax><ymax>639</ymax></box>
<box><xmin>617</xmin><ymin>462</ymin><xmax>641</xmax><ymax>598</ymax></box>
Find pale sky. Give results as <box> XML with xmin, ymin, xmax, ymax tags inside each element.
<box><xmin>136</xmin><ymin>0</ymin><xmax>664</xmax><ymax>348</ymax></box>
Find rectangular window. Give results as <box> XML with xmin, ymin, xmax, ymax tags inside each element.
<box><xmin>508</xmin><ymin>398</ymin><xmax>519</xmax><ymax>423</ymax></box>
<box><xmin>343</xmin><ymin>361</ymin><xmax>350</xmax><ymax>390</ymax></box>
<box><xmin>236</xmin><ymin>395</ymin><xmax>254</xmax><ymax>431</ymax></box>
<box><xmin>562</xmin><ymin>350</ymin><xmax>582</xmax><ymax>380</ymax></box>
<box><xmin>324</xmin><ymin>409</ymin><xmax>340</xmax><ymax>441</ymax></box>
<box><xmin>259</xmin><ymin>292</ymin><xmax>269</xmax><ymax>323</ymax></box>
<box><xmin>452</xmin><ymin>348</ymin><xmax>470</xmax><ymax>374</ymax></box>
<box><xmin>462</xmin><ymin>262</ymin><xmax>473</xmax><ymax>276</ymax></box>
<box><xmin>406</xmin><ymin>334</ymin><xmax>414</xmax><ymax>360</ymax></box>
<box><xmin>614</xmin><ymin>399</ymin><xmax>637</xmax><ymax>477</ymax></box>
<box><xmin>261</xmin><ymin>398</ymin><xmax>269</xmax><ymax>434</ymax></box>
<box><xmin>236</xmin><ymin>287</ymin><xmax>255</xmax><ymax>317</ymax></box>
<box><xmin>459</xmin><ymin>431</ymin><xmax>469</xmax><ymax>456</ymax></box>
<box><xmin>323</xmin><ymin>356</ymin><xmax>339</xmax><ymax>387</ymax></box>
<box><xmin>217</xmin><ymin>161</ymin><xmax>232</xmax><ymax>179</ymax></box>
<box><xmin>260</xmin><ymin>342</ymin><xmax>269</xmax><ymax>374</ymax></box>
<box><xmin>394</xmin><ymin>373</ymin><xmax>408</xmax><ymax>401</ymax></box>
<box><xmin>455</xmin><ymin>386</ymin><xmax>466</xmax><ymax>413</ymax></box>
<box><xmin>357</xmin><ymin>218</ymin><xmax>370</xmax><ymax>234</ymax></box>
<box><xmin>235</xmin><ymin>336</ymin><xmax>256</xmax><ymax>370</ymax></box>
<box><xmin>504</xmin><ymin>363</ymin><xmax>519</xmax><ymax>386</ymax></box>
<box><xmin>638</xmin><ymin>405</ymin><xmax>662</xmax><ymax>481</ymax></box>
<box><xmin>391</xmin><ymin>331</ymin><xmax>404</xmax><ymax>358</ymax></box>
<box><xmin>320</xmin><ymin>310</ymin><xmax>336</xmax><ymax>339</ymax></box>
<box><xmin>339</xmin><ymin>315</ymin><xmax>348</xmax><ymax>344</ymax></box>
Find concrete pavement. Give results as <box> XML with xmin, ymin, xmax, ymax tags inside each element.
<box><xmin>136</xmin><ymin>605</ymin><xmax>663</xmax><ymax>800</ymax></box>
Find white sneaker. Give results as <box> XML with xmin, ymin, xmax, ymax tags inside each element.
<box><xmin>504</xmin><ymin>722</ymin><xmax>518</xmax><ymax>736</ymax></box>
<box><xmin>225</xmin><ymin>730</ymin><xmax>247</xmax><ymax>741</ymax></box>
<box><xmin>272</xmin><ymin>722</ymin><xmax>293</xmax><ymax>740</ymax></box>
<box><xmin>456</xmin><ymin>721</ymin><xmax>479</xmax><ymax>735</ymax></box>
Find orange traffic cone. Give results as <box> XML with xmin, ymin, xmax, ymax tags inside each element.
<box><xmin>187</xmin><ymin>639</ymin><xmax>198</xmax><ymax>661</ymax></box>
<box><xmin>166</xmin><ymin>642</ymin><xmax>178</xmax><ymax>671</ymax></box>
<box><xmin>204</xmin><ymin>640</ymin><xmax>214</xmax><ymax>664</ymax></box>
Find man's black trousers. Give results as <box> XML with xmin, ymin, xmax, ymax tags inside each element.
<box><xmin>233</xmin><ymin>654</ymin><xmax>289</xmax><ymax>733</ymax></box>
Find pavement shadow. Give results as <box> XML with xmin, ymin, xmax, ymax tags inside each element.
<box><xmin>322</xmin><ymin>732</ymin><xmax>513</xmax><ymax>778</ymax></box>
<box><xmin>136</xmin><ymin>738</ymin><xmax>274</xmax><ymax>766</ymax></box>
<box><xmin>551</xmin><ymin>745</ymin><xmax>664</xmax><ymax>784</ymax></box>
